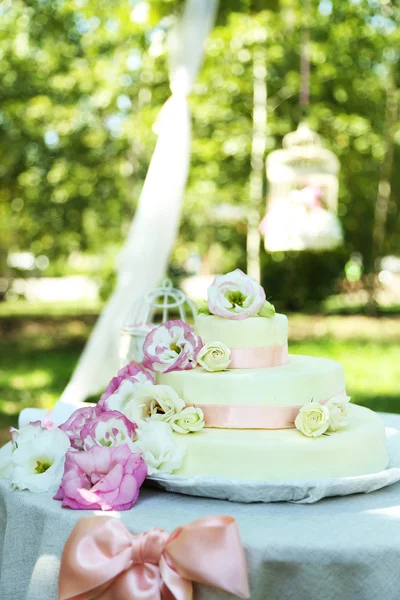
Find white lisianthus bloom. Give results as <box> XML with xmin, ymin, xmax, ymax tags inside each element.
<box><xmin>295</xmin><ymin>402</ymin><xmax>330</xmax><ymax>438</ymax></box>
<box><xmin>207</xmin><ymin>269</ymin><xmax>266</xmax><ymax>320</ymax></box>
<box><xmin>197</xmin><ymin>341</ymin><xmax>231</xmax><ymax>372</ymax></box>
<box><xmin>326</xmin><ymin>394</ymin><xmax>351</xmax><ymax>432</ymax></box>
<box><xmin>134</xmin><ymin>421</ymin><xmax>185</xmax><ymax>475</ymax></box>
<box><xmin>11</xmin><ymin>427</ymin><xmax>71</xmax><ymax>493</ymax></box>
<box><xmin>0</xmin><ymin>422</ymin><xmax>45</xmax><ymax>481</ymax></box>
<box><xmin>9</xmin><ymin>421</ymin><xmax>44</xmax><ymax>450</ymax></box>
<box><xmin>106</xmin><ymin>381</ymin><xmax>186</xmax><ymax>425</ymax></box>
<box><xmin>134</xmin><ymin>384</ymin><xmax>186</xmax><ymax>421</ymax></box>
<box><xmin>170</xmin><ymin>407</ymin><xmax>205</xmax><ymax>434</ymax></box>
<box><xmin>105</xmin><ymin>379</ymin><xmax>147</xmax><ymax>423</ymax></box>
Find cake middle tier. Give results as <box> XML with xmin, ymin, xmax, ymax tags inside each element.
<box><xmin>157</xmin><ymin>354</ymin><xmax>346</xmax><ymax>429</ymax></box>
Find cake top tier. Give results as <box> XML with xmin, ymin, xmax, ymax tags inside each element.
<box><xmin>195</xmin><ymin>313</ymin><xmax>288</xmax><ymax>349</ymax></box>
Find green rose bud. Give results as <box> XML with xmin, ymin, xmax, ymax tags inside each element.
<box><xmin>258</xmin><ymin>300</ymin><xmax>275</xmax><ymax>318</ymax></box>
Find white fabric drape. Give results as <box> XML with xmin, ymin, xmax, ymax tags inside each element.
<box><xmin>59</xmin><ymin>0</ymin><xmax>218</xmax><ymax>405</ymax></box>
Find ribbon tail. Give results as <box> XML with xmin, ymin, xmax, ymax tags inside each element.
<box><xmin>164</xmin><ymin>516</ymin><xmax>250</xmax><ymax>599</ymax></box>
<box><xmin>58</xmin><ymin>517</ymin><xmax>133</xmax><ymax>600</ymax></box>
<box><xmin>159</xmin><ymin>557</ymin><xmax>193</xmax><ymax>600</ymax></box>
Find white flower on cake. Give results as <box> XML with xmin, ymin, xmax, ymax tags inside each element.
<box><xmin>134</xmin><ymin>420</ymin><xmax>185</xmax><ymax>475</ymax></box>
<box><xmin>197</xmin><ymin>341</ymin><xmax>231</xmax><ymax>372</ymax></box>
<box><xmin>326</xmin><ymin>394</ymin><xmax>351</xmax><ymax>432</ymax></box>
<box><xmin>207</xmin><ymin>269</ymin><xmax>266</xmax><ymax>320</ymax></box>
<box><xmin>134</xmin><ymin>384</ymin><xmax>186</xmax><ymax>421</ymax></box>
<box><xmin>295</xmin><ymin>401</ymin><xmax>330</xmax><ymax>438</ymax></box>
<box><xmin>170</xmin><ymin>407</ymin><xmax>205</xmax><ymax>434</ymax></box>
<box><xmin>106</xmin><ymin>381</ymin><xmax>186</xmax><ymax>425</ymax></box>
<box><xmin>9</xmin><ymin>426</ymin><xmax>71</xmax><ymax>492</ymax></box>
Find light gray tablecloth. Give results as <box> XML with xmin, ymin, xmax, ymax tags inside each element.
<box><xmin>1</xmin><ymin>413</ymin><xmax>400</xmax><ymax>600</ymax></box>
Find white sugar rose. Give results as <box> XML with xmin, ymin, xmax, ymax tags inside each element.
<box><xmin>295</xmin><ymin>402</ymin><xmax>330</xmax><ymax>438</ymax></box>
<box><xmin>197</xmin><ymin>341</ymin><xmax>231</xmax><ymax>372</ymax></box>
<box><xmin>134</xmin><ymin>384</ymin><xmax>186</xmax><ymax>422</ymax></box>
<box><xmin>326</xmin><ymin>394</ymin><xmax>351</xmax><ymax>432</ymax></box>
<box><xmin>134</xmin><ymin>421</ymin><xmax>185</xmax><ymax>475</ymax></box>
<box><xmin>207</xmin><ymin>269</ymin><xmax>266</xmax><ymax>320</ymax></box>
<box><xmin>170</xmin><ymin>407</ymin><xmax>205</xmax><ymax>434</ymax></box>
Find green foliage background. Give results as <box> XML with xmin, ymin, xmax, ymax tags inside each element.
<box><xmin>1</xmin><ymin>0</ymin><xmax>399</xmax><ymax>308</ymax></box>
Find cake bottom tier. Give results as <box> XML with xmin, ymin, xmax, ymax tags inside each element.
<box><xmin>174</xmin><ymin>404</ymin><xmax>388</xmax><ymax>481</ymax></box>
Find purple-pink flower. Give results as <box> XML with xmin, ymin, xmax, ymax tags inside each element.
<box><xmin>81</xmin><ymin>410</ymin><xmax>138</xmax><ymax>450</ymax></box>
<box><xmin>54</xmin><ymin>444</ymin><xmax>147</xmax><ymax>511</ymax></box>
<box><xmin>142</xmin><ymin>320</ymin><xmax>203</xmax><ymax>373</ymax></box>
<box><xmin>59</xmin><ymin>406</ymin><xmax>102</xmax><ymax>450</ymax></box>
<box><xmin>100</xmin><ymin>362</ymin><xmax>154</xmax><ymax>403</ymax></box>
<box><xmin>207</xmin><ymin>269</ymin><xmax>266</xmax><ymax>320</ymax></box>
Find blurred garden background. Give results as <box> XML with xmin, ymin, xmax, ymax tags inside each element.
<box><xmin>0</xmin><ymin>0</ymin><xmax>399</xmax><ymax>440</ymax></box>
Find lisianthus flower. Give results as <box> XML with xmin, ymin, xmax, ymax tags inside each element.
<box><xmin>59</xmin><ymin>406</ymin><xmax>101</xmax><ymax>450</ymax></box>
<box><xmin>54</xmin><ymin>444</ymin><xmax>147</xmax><ymax>511</ymax></box>
<box><xmin>81</xmin><ymin>410</ymin><xmax>138</xmax><ymax>450</ymax></box>
<box><xmin>142</xmin><ymin>320</ymin><xmax>202</xmax><ymax>373</ymax></box>
<box><xmin>207</xmin><ymin>269</ymin><xmax>266</xmax><ymax>320</ymax></box>
<box><xmin>100</xmin><ymin>362</ymin><xmax>154</xmax><ymax>403</ymax></box>
<box><xmin>10</xmin><ymin>425</ymin><xmax>71</xmax><ymax>493</ymax></box>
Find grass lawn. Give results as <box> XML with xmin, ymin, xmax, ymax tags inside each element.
<box><xmin>0</xmin><ymin>308</ymin><xmax>399</xmax><ymax>444</ymax></box>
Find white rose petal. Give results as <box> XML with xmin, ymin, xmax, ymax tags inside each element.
<box><xmin>134</xmin><ymin>421</ymin><xmax>185</xmax><ymax>475</ymax></box>
<box><xmin>170</xmin><ymin>407</ymin><xmax>205</xmax><ymax>434</ymax></box>
<box><xmin>326</xmin><ymin>394</ymin><xmax>351</xmax><ymax>432</ymax></box>
<box><xmin>197</xmin><ymin>341</ymin><xmax>231</xmax><ymax>372</ymax></box>
<box><xmin>295</xmin><ymin>401</ymin><xmax>330</xmax><ymax>438</ymax></box>
<box><xmin>10</xmin><ymin>427</ymin><xmax>71</xmax><ymax>493</ymax></box>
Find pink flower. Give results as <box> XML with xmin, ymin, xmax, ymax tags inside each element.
<box><xmin>142</xmin><ymin>320</ymin><xmax>203</xmax><ymax>373</ymax></box>
<box><xmin>100</xmin><ymin>363</ymin><xmax>154</xmax><ymax>403</ymax></box>
<box><xmin>207</xmin><ymin>269</ymin><xmax>266</xmax><ymax>320</ymax></box>
<box><xmin>81</xmin><ymin>410</ymin><xmax>138</xmax><ymax>450</ymax></box>
<box><xmin>59</xmin><ymin>406</ymin><xmax>102</xmax><ymax>450</ymax></box>
<box><xmin>54</xmin><ymin>444</ymin><xmax>147</xmax><ymax>511</ymax></box>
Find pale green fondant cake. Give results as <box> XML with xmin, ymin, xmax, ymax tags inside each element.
<box><xmin>155</xmin><ymin>270</ymin><xmax>388</xmax><ymax>481</ymax></box>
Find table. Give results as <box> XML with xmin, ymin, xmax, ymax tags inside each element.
<box><xmin>1</xmin><ymin>413</ymin><xmax>400</xmax><ymax>600</ymax></box>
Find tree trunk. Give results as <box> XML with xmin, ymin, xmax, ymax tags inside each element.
<box><xmin>367</xmin><ymin>70</ymin><xmax>398</xmax><ymax>313</ymax></box>
<box><xmin>246</xmin><ymin>44</ymin><xmax>267</xmax><ymax>282</ymax></box>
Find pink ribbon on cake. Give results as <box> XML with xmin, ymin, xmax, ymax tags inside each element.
<box><xmin>190</xmin><ymin>390</ymin><xmax>345</xmax><ymax>429</ymax></box>
<box><xmin>229</xmin><ymin>343</ymin><xmax>288</xmax><ymax>369</ymax></box>
<box><xmin>58</xmin><ymin>515</ymin><xmax>250</xmax><ymax>600</ymax></box>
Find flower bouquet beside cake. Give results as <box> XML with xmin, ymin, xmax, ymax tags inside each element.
<box><xmin>0</xmin><ymin>270</ymin><xmax>389</xmax><ymax>509</ymax></box>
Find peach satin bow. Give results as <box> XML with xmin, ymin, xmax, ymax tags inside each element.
<box><xmin>58</xmin><ymin>515</ymin><xmax>250</xmax><ymax>600</ymax></box>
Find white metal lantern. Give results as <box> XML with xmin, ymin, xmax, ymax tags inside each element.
<box><xmin>261</xmin><ymin>123</ymin><xmax>343</xmax><ymax>252</ymax></box>
<box><xmin>119</xmin><ymin>279</ymin><xmax>197</xmax><ymax>367</ymax></box>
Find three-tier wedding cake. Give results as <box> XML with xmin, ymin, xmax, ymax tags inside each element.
<box><xmin>147</xmin><ymin>269</ymin><xmax>388</xmax><ymax>481</ymax></box>
<box><xmin>3</xmin><ymin>269</ymin><xmax>390</xmax><ymax>513</ymax></box>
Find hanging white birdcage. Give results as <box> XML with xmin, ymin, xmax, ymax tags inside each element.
<box><xmin>119</xmin><ymin>279</ymin><xmax>197</xmax><ymax>367</ymax></box>
<box><xmin>261</xmin><ymin>123</ymin><xmax>343</xmax><ymax>252</ymax></box>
